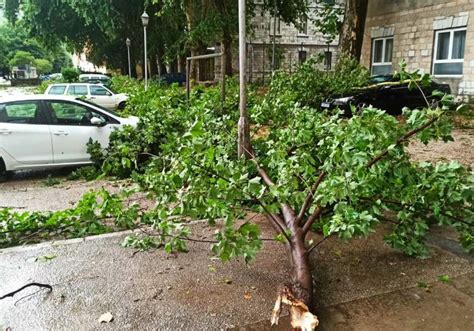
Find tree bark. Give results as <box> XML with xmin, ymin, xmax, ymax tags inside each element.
<box><xmin>339</xmin><ymin>0</ymin><xmax>369</xmax><ymax>61</ymax></box>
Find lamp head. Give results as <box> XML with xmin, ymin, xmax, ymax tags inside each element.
<box><xmin>141</xmin><ymin>11</ymin><xmax>149</xmax><ymax>27</ymax></box>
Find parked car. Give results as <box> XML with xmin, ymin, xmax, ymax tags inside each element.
<box><xmin>45</xmin><ymin>83</ymin><xmax>128</xmax><ymax>110</ymax></box>
<box><xmin>320</xmin><ymin>75</ymin><xmax>452</xmax><ymax>116</ymax></box>
<box><xmin>0</xmin><ymin>95</ymin><xmax>138</xmax><ymax>176</ymax></box>
<box><xmin>159</xmin><ymin>73</ymin><xmax>186</xmax><ymax>86</ymax></box>
<box><xmin>79</xmin><ymin>73</ymin><xmax>111</xmax><ymax>85</ymax></box>
<box><xmin>48</xmin><ymin>73</ymin><xmax>63</xmax><ymax>80</ymax></box>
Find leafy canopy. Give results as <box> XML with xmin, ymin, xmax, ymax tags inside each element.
<box><xmin>93</xmin><ymin>59</ymin><xmax>472</xmax><ymax>259</ymax></box>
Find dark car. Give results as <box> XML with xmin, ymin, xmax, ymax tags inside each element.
<box><xmin>159</xmin><ymin>73</ymin><xmax>186</xmax><ymax>86</ymax></box>
<box><xmin>320</xmin><ymin>74</ymin><xmax>451</xmax><ymax>116</ymax></box>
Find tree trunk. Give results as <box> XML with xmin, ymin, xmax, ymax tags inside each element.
<box><xmin>271</xmin><ymin>210</ymin><xmax>319</xmax><ymax>329</ymax></box>
<box><xmin>149</xmin><ymin>53</ymin><xmax>158</xmax><ymax>78</ymax></box>
<box><xmin>339</xmin><ymin>0</ymin><xmax>369</xmax><ymax>61</ymax></box>
<box><xmin>290</xmin><ymin>230</ymin><xmax>313</xmax><ymax>308</ymax></box>
<box><xmin>284</xmin><ymin>210</ymin><xmax>313</xmax><ymax>309</ymax></box>
<box><xmin>221</xmin><ymin>32</ymin><xmax>233</xmax><ymax>77</ymax></box>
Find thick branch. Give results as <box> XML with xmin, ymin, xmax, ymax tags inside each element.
<box><xmin>303</xmin><ymin>206</ymin><xmax>324</xmax><ymax>235</ymax></box>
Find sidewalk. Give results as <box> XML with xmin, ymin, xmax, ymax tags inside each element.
<box><xmin>1</xmin><ymin>219</ymin><xmax>473</xmax><ymax>330</ymax></box>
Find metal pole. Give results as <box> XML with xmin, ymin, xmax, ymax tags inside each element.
<box><xmin>238</xmin><ymin>0</ymin><xmax>250</xmax><ymax>158</ymax></box>
<box><xmin>272</xmin><ymin>0</ymin><xmax>277</xmax><ymax>72</ymax></box>
<box><xmin>249</xmin><ymin>43</ymin><xmax>253</xmax><ymax>83</ymax></box>
<box><xmin>186</xmin><ymin>59</ymin><xmax>190</xmax><ymax>101</ymax></box>
<box><xmin>127</xmin><ymin>45</ymin><xmax>131</xmax><ymax>78</ymax></box>
<box><xmin>144</xmin><ymin>25</ymin><xmax>148</xmax><ymax>90</ymax></box>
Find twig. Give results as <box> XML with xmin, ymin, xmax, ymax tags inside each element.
<box><xmin>0</xmin><ymin>283</ymin><xmax>52</xmax><ymax>300</ymax></box>
<box><xmin>307</xmin><ymin>236</ymin><xmax>330</xmax><ymax>254</ymax></box>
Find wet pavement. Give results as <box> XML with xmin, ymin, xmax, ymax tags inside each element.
<box><xmin>0</xmin><ymin>169</ymin><xmax>125</xmax><ymax>212</ymax></box>
<box><xmin>0</xmin><ymin>218</ymin><xmax>473</xmax><ymax>330</ymax></box>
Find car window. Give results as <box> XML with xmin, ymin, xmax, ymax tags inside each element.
<box><xmin>48</xmin><ymin>85</ymin><xmax>67</xmax><ymax>95</ymax></box>
<box><xmin>0</xmin><ymin>101</ymin><xmax>42</xmax><ymax>124</ymax></box>
<box><xmin>67</xmin><ymin>85</ymin><xmax>89</xmax><ymax>96</ymax></box>
<box><xmin>90</xmin><ymin>85</ymin><xmax>112</xmax><ymax>96</ymax></box>
<box><xmin>49</xmin><ymin>101</ymin><xmax>107</xmax><ymax>126</ymax></box>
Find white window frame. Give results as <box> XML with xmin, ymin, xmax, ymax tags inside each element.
<box><xmin>432</xmin><ymin>27</ymin><xmax>466</xmax><ymax>77</ymax></box>
<box><xmin>371</xmin><ymin>37</ymin><xmax>393</xmax><ymax>75</ymax></box>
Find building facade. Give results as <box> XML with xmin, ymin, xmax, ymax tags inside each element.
<box><xmin>361</xmin><ymin>0</ymin><xmax>474</xmax><ymax>99</ymax></box>
<box><xmin>213</xmin><ymin>0</ymin><xmax>343</xmax><ymax>83</ymax></box>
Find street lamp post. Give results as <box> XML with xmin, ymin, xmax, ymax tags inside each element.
<box><xmin>126</xmin><ymin>38</ymin><xmax>131</xmax><ymax>78</ymax></box>
<box><xmin>141</xmin><ymin>11</ymin><xmax>149</xmax><ymax>90</ymax></box>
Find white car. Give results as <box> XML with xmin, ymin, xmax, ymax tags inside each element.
<box><xmin>45</xmin><ymin>83</ymin><xmax>128</xmax><ymax>110</ymax></box>
<box><xmin>79</xmin><ymin>74</ymin><xmax>110</xmax><ymax>84</ymax></box>
<box><xmin>0</xmin><ymin>95</ymin><xmax>138</xmax><ymax>176</ymax></box>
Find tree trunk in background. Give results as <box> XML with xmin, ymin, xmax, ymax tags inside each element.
<box><xmin>339</xmin><ymin>0</ymin><xmax>369</xmax><ymax>61</ymax></box>
<box><xmin>157</xmin><ymin>48</ymin><xmax>168</xmax><ymax>76</ymax></box>
<box><xmin>149</xmin><ymin>53</ymin><xmax>158</xmax><ymax>78</ymax></box>
<box><xmin>221</xmin><ymin>31</ymin><xmax>233</xmax><ymax>76</ymax></box>
<box><xmin>185</xmin><ymin>2</ymin><xmax>198</xmax><ymax>83</ymax></box>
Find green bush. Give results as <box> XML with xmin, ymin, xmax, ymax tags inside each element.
<box><xmin>61</xmin><ymin>67</ymin><xmax>80</xmax><ymax>82</ymax></box>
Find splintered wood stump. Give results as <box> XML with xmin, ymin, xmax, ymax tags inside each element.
<box><xmin>271</xmin><ymin>283</ymin><xmax>319</xmax><ymax>331</ymax></box>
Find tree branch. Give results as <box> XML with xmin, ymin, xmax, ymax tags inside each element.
<box><xmin>242</xmin><ymin>146</ymin><xmax>297</xmax><ymax>228</ymax></box>
<box><xmin>0</xmin><ymin>283</ymin><xmax>52</xmax><ymax>300</ymax></box>
<box><xmin>303</xmin><ymin>206</ymin><xmax>324</xmax><ymax>235</ymax></box>
<box><xmin>361</xmin><ymin>197</ymin><xmax>473</xmax><ymax>227</ymax></box>
<box><xmin>367</xmin><ymin>116</ymin><xmax>439</xmax><ymax>168</ymax></box>
<box><xmin>296</xmin><ymin>172</ymin><xmax>326</xmax><ymax>225</ymax></box>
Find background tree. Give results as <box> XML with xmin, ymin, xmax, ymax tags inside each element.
<box><xmin>0</xmin><ymin>24</ymin><xmax>72</xmax><ymax>77</ymax></box>
<box><xmin>8</xmin><ymin>51</ymin><xmax>35</xmax><ymax>67</ymax></box>
<box><xmin>34</xmin><ymin>58</ymin><xmax>53</xmax><ymax>74</ymax></box>
<box><xmin>4</xmin><ymin>0</ymin><xmax>20</xmax><ymax>25</ymax></box>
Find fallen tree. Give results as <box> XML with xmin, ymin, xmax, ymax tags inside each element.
<box><xmin>2</xmin><ymin>61</ymin><xmax>472</xmax><ymax>329</ymax></box>
<box><xmin>113</xmin><ymin>62</ymin><xmax>472</xmax><ymax>327</ymax></box>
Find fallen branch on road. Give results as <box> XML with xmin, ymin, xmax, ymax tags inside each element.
<box><xmin>0</xmin><ymin>283</ymin><xmax>52</xmax><ymax>300</ymax></box>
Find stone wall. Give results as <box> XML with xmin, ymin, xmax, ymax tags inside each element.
<box><xmin>362</xmin><ymin>0</ymin><xmax>474</xmax><ymax>99</ymax></box>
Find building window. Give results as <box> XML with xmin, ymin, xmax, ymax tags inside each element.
<box><xmin>298</xmin><ymin>16</ymin><xmax>308</xmax><ymax>35</ymax></box>
<box><xmin>433</xmin><ymin>28</ymin><xmax>466</xmax><ymax>76</ymax></box>
<box><xmin>299</xmin><ymin>50</ymin><xmax>307</xmax><ymax>64</ymax></box>
<box><xmin>371</xmin><ymin>37</ymin><xmax>393</xmax><ymax>75</ymax></box>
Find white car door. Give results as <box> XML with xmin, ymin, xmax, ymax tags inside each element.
<box><xmin>45</xmin><ymin>100</ymin><xmax>120</xmax><ymax>163</ymax></box>
<box><xmin>89</xmin><ymin>85</ymin><xmax>117</xmax><ymax>110</ymax></box>
<box><xmin>0</xmin><ymin>100</ymin><xmax>53</xmax><ymax>165</ymax></box>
